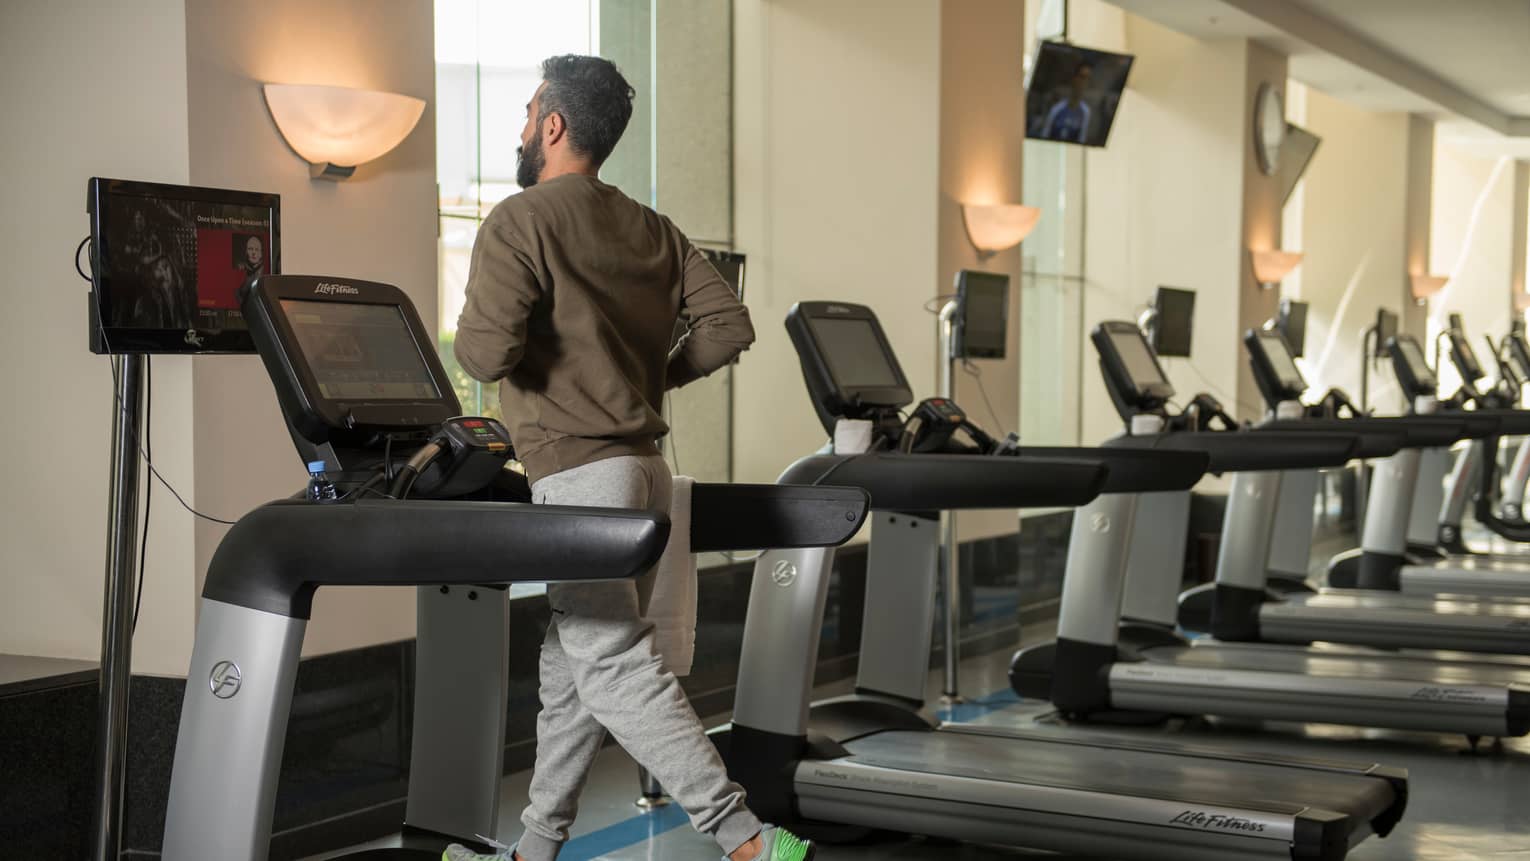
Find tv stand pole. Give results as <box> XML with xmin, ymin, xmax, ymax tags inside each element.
<box><xmin>938</xmin><ymin>300</ymin><xmax>964</xmax><ymax>705</ymax></box>
<box><xmin>90</xmin><ymin>353</ymin><xmax>145</xmax><ymax>861</ymax></box>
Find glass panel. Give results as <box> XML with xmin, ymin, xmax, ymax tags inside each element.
<box><xmin>434</xmin><ymin>2</ymin><xmax>736</xmax><ymax>573</ymax></box>
<box><xmin>1020</xmin><ymin>137</ymin><xmax>1086</xmax><ymax>447</ymax></box>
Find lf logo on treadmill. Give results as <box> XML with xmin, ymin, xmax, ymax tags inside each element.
<box><xmin>1090</xmin><ymin>514</ymin><xmax>1111</xmax><ymax>533</ymax></box>
<box><xmin>771</xmin><ymin>560</ymin><xmax>798</xmax><ymax>587</ymax></box>
<box><xmin>209</xmin><ymin>661</ymin><xmax>242</xmax><ymax>699</ymax></box>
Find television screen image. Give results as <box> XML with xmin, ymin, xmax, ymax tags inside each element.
<box><xmin>88</xmin><ymin>177</ymin><xmax>279</xmax><ymax>354</ymax></box>
<box><xmin>1151</xmin><ymin>286</ymin><xmax>1195</xmax><ymax>358</ymax></box>
<box><xmin>1026</xmin><ymin>41</ymin><xmax>1135</xmax><ymax>147</ymax></box>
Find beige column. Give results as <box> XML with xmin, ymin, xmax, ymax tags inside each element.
<box><xmin>1235</xmin><ymin>42</ymin><xmax>1289</xmax><ymax>420</ymax></box>
<box><xmin>939</xmin><ymin>0</ymin><xmax>1026</xmax><ymax>542</ymax></box>
<box><xmin>1402</xmin><ymin>115</ymin><xmax>1436</xmax><ymax>339</ymax></box>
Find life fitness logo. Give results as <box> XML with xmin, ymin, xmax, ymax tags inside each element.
<box><xmin>209</xmin><ymin>661</ymin><xmax>243</xmax><ymax>699</ymax></box>
<box><xmin>314</xmin><ymin>282</ymin><xmax>360</xmax><ymax>296</ymax></box>
<box><xmin>771</xmin><ymin>559</ymin><xmax>798</xmax><ymax>587</ymax></box>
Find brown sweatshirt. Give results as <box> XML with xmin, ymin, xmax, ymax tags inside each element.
<box><xmin>454</xmin><ymin>173</ymin><xmax>754</xmax><ymax>484</ymax></box>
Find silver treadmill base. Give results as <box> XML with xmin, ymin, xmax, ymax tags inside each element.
<box><xmin>1260</xmin><ymin>591</ymin><xmax>1530</xmax><ymax>656</ymax></box>
<box><xmin>793</xmin><ymin>729</ymin><xmax>1396</xmax><ymax>861</ymax></box>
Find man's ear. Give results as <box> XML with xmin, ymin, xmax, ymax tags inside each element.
<box><xmin>543</xmin><ymin>111</ymin><xmax>567</xmax><ymax>147</ymax></box>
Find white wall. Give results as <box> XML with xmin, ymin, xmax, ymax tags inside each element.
<box><xmin>183</xmin><ymin>0</ymin><xmax>438</xmax><ymax>659</ymax></box>
<box><xmin>1283</xmin><ymin>85</ymin><xmax>1410</xmax><ymax>413</ymax></box>
<box><xmin>0</xmin><ymin>1</ymin><xmax>197</xmax><ymax>674</ymax></box>
<box><xmin>1429</xmin><ymin>136</ymin><xmax>1516</xmax><ymax>393</ymax></box>
<box><xmin>732</xmin><ymin>0</ymin><xmax>942</xmax><ymax>484</ymax></box>
<box><xmin>1074</xmin><ymin>4</ymin><xmax>1249</xmax><ymax>441</ymax></box>
<box><xmin>0</xmin><ymin>0</ymin><xmax>437</xmax><ymax>675</ymax></box>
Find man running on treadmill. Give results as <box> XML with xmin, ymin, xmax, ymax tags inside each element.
<box><xmin>449</xmin><ymin>55</ymin><xmax>813</xmax><ymax>861</ymax></box>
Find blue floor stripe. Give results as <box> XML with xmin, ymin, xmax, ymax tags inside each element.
<box><xmin>560</xmin><ymin>802</ymin><xmax>691</xmax><ymax>860</ymax></box>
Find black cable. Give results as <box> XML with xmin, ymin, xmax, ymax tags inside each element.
<box><xmin>923</xmin><ymin>293</ymin><xmax>958</xmax><ymax>314</ymax></box>
<box><xmin>132</xmin><ymin>357</ymin><xmax>152</xmax><ymax>633</ymax></box>
<box><xmin>961</xmin><ymin>360</ymin><xmax>1008</xmax><ymax>436</ymax></box>
<box><xmin>384</xmin><ymin>434</ymin><xmax>396</xmax><ymax>482</ymax></box>
<box><xmin>75</xmin><ymin>236</ymin><xmax>92</xmax><ymax>282</ymax></box>
<box><xmin>81</xmin><ymin>238</ymin><xmax>237</xmax><ymax>525</ymax></box>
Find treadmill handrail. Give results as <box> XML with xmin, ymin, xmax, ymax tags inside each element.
<box><xmin>1010</xmin><ymin>444</ymin><xmax>1209</xmax><ymax>494</ymax></box>
<box><xmin>777</xmin><ymin>452</ymin><xmax>1109</xmax><ymax>510</ymax></box>
<box><xmin>205</xmin><ymin>498</ymin><xmax>669</xmax><ymax>618</ymax></box>
<box><xmin>1139</xmin><ymin>430</ymin><xmax>1360</xmax><ymax>473</ymax></box>
<box><xmin>690</xmin><ymin>483</ymin><xmax>869</xmax><ymax>552</ymax></box>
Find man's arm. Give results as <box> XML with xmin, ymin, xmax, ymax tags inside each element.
<box><xmin>454</xmin><ymin>213</ymin><xmax>542</xmax><ymax>383</ymax></box>
<box><xmin>666</xmin><ymin>244</ymin><xmax>755</xmax><ymax>389</ymax></box>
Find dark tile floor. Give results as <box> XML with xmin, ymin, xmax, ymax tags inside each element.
<box><xmin>310</xmin><ymin>627</ymin><xmax>1530</xmax><ymax>861</ymax></box>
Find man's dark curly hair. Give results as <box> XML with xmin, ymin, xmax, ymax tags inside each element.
<box><xmin>537</xmin><ymin>55</ymin><xmax>636</xmax><ymax>165</ymax></box>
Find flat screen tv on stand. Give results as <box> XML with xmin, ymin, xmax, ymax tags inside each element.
<box><xmin>82</xmin><ymin>177</ymin><xmax>280</xmax><ymax>861</ymax></box>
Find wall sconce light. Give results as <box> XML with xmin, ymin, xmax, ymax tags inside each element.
<box><xmin>264</xmin><ymin>83</ymin><xmax>426</xmax><ymax>180</ymax></box>
<box><xmin>1249</xmin><ymin>249</ymin><xmax>1304</xmax><ymax>289</ymax></box>
<box><xmin>1516</xmin><ymin>292</ymin><xmax>1530</xmax><ymax>313</ymax></box>
<box><xmin>1410</xmin><ymin>274</ymin><xmax>1448</xmax><ymax>304</ymax></box>
<box><xmin>962</xmin><ymin>203</ymin><xmax>1041</xmax><ymax>259</ymax></box>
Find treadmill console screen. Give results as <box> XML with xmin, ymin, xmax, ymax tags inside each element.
<box><xmin>786</xmin><ymin>301</ymin><xmax>915</xmax><ymax>432</ymax></box>
<box><xmin>1111</xmin><ymin>328</ymin><xmax>1168</xmax><ymax>387</ymax></box>
<box><xmin>1447</xmin><ymin>328</ymin><xmax>1485</xmax><ymax>383</ymax></box>
<box><xmin>279</xmin><ymin>300</ymin><xmax>441</xmax><ymax>401</ymax></box>
<box><xmin>812</xmin><ymin>318</ymin><xmax>905</xmax><ymax>389</ymax></box>
<box><xmin>1091</xmin><ymin>321</ymin><xmax>1175</xmax><ymax>412</ymax></box>
<box><xmin>1509</xmin><ymin>334</ymin><xmax>1530</xmax><ymax>382</ymax></box>
<box><xmin>1255</xmin><ymin>330</ymin><xmax>1307</xmax><ymax>396</ymax></box>
<box><xmin>242</xmin><ymin>274</ymin><xmax>460</xmax><ymax>443</ymax></box>
<box><xmin>1390</xmin><ymin>335</ymin><xmax>1438</xmax><ymax>396</ymax></box>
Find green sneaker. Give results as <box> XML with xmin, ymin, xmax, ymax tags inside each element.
<box><xmin>746</xmin><ymin>826</ymin><xmax>815</xmax><ymax>861</ymax></box>
<box><xmin>442</xmin><ymin>836</ymin><xmax>514</xmax><ymax>860</ymax></box>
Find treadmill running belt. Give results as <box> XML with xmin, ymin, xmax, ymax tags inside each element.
<box><xmin>834</xmin><ymin>729</ymin><xmax>1397</xmax><ymax>823</ymax></box>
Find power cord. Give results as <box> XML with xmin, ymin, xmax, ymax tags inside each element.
<box><xmin>923</xmin><ymin>293</ymin><xmax>957</xmax><ymax>314</ymax></box>
<box><xmin>1169</xmin><ymin>357</ymin><xmax>1263</xmax><ymax>418</ymax></box>
<box><xmin>961</xmin><ymin>360</ymin><xmax>1009</xmax><ymax>436</ymax></box>
<box><xmin>132</xmin><ymin>357</ymin><xmax>152</xmax><ymax>633</ymax></box>
<box><xmin>78</xmin><ymin>239</ymin><xmax>239</xmax><ymax>637</ymax></box>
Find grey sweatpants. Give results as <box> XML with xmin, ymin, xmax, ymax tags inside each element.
<box><xmin>518</xmin><ymin>454</ymin><xmax>762</xmax><ymax>861</ymax></box>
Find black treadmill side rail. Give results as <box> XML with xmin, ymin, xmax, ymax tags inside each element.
<box><xmin>690</xmin><ymin>484</ymin><xmax>868</xmax><ymax>552</ymax></box>
<box><xmin>777</xmin><ymin>452</ymin><xmax>1109</xmax><ymax>511</ymax></box>
<box><xmin>203</xmin><ymin>499</ymin><xmax>670</xmax><ymax>618</ymax></box>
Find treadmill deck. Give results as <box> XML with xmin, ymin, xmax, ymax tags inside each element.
<box><xmin>1260</xmin><ymin>590</ymin><xmax>1530</xmax><ymax>655</ymax></box>
<box><xmin>793</xmin><ymin>728</ymin><xmax>1400</xmax><ymax>861</ymax></box>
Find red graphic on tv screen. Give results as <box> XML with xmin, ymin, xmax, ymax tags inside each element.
<box><xmin>196</xmin><ymin>229</ymin><xmax>271</xmax><ymax>309</ymax></box>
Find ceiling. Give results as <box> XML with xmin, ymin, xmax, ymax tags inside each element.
<box><xmin>1102</xmin><ymin>0</ymin><xmax>1530</xmax><ymax>157</ymax></box>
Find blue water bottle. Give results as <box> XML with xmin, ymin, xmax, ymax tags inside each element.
<box><xmin>306</xmin><ymin>460</ymin><xmax>339</xmax><ymax>502</ymax></box>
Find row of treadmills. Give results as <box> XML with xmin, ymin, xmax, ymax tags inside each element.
<box><xmin>718</xmin><ymin>302</ymin><xmax>1530</xmax><ymax>861</ymax></box>
<box><xmin>160</xmin><ymin>275</ymin><xmax>1530</xmax><ymax>861</ymax></box>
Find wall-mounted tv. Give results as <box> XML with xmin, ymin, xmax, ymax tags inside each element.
<box><xmin>1278</xmin><ymin>123</ymin><xmax>1322</xmax><ymax>204</ymax></box>
<box><xmin>86</xmin><ymin>177</ymin><xmax>280</xmax><ymax>354</ymax></box>
<box><xmin>1026</xmin><ymin>41</ymin><xmax>1135</xmax><ymax>148</ymax></box>
<box><xmin>1277</xmin><ymin>299</ymin><xmax>1309</xmax><ymax>358</ymax></box>
<box><xmin>1150</xmin><ymin>286</ymin><xmax>1195</xmax><ymax>358</ymax></box>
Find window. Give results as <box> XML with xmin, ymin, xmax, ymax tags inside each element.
<box><xmin>435</xmin><ymin>0</ymin><xmax>602</xmax><ymax>418</ymax></box>
<box><xmin>435</xmin><ymin>0</ymin><xmax>737</xmax><ymax>485</ymax></box>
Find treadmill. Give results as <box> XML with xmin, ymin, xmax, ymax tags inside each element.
<box><xmin>1011</xmin><ymin>321</ymin><xmax>1530</xmax><ymax>740</ymax></box>
<box><xmin>719</xmin><ymin>301</ymin><xmax>1410</xmax><ymax>861</ymax></box>
<box><xmin>159</xmin><ymin>275</ymin><xmax>870</xmax><ymax>861</ymax></box>
<box><xmin>1381</xmin><ymin>329</ymin><xmax>1530</xmax><ymax>597</ymax></box>
<box><xmin>1172</xmin><ymin>328</ymin><xmax>1530</xmax><ymax>655</ymax></box>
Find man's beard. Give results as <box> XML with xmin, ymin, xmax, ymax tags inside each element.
<box><xmin>516</xmin><ymin>135</ymin><xmax>545</xmax><ymax>189</ymax></box>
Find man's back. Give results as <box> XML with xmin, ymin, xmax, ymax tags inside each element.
<box><xmin>454</xmin><ymin>173</ymin><xmax>751</xmax><ymax>483</ymax></box>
